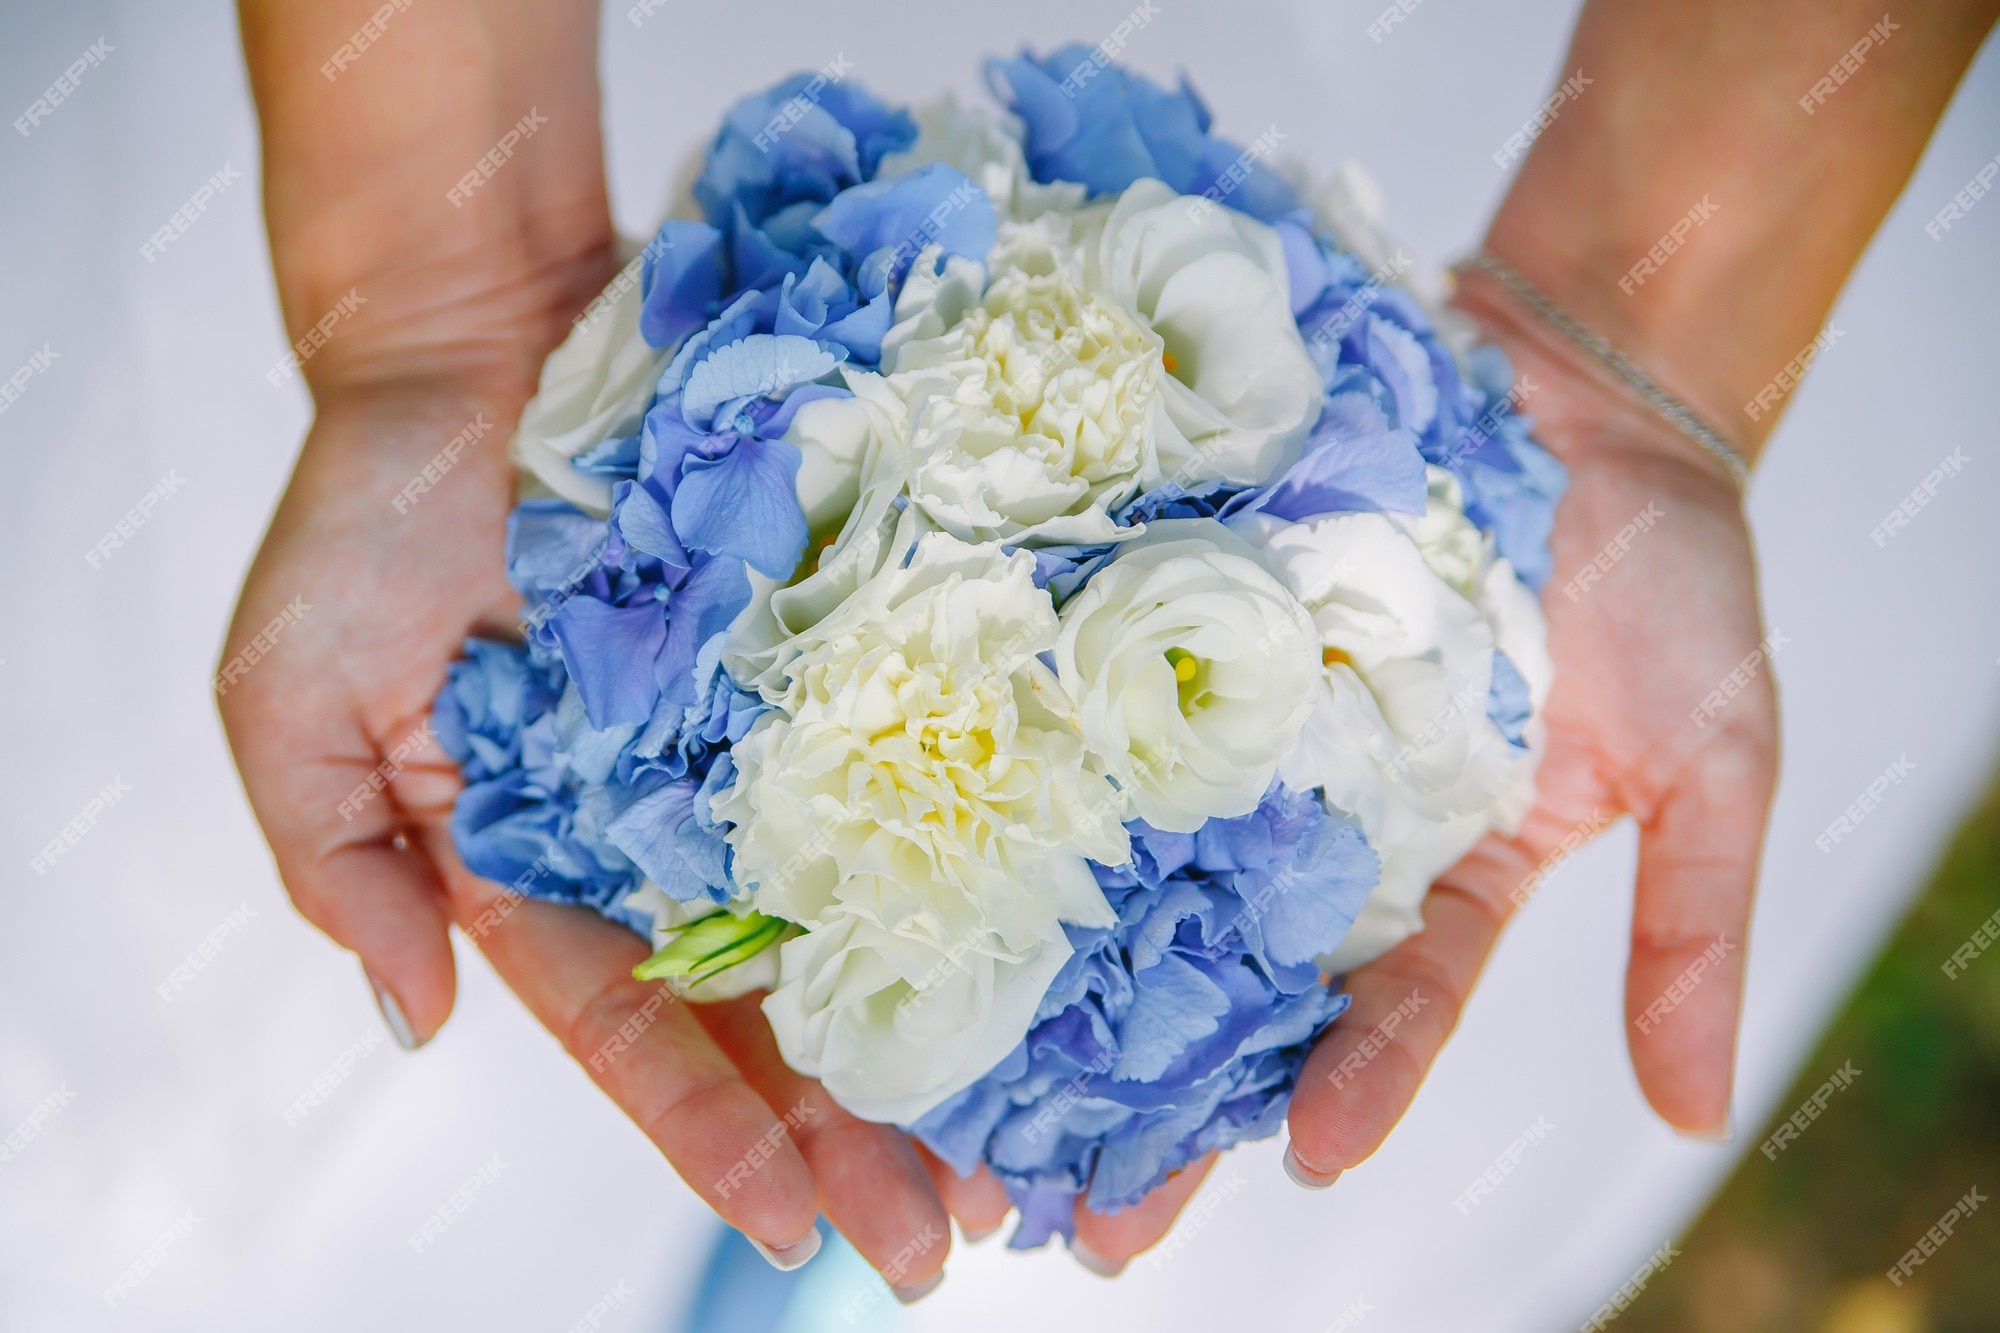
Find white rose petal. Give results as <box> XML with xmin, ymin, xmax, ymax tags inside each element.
<box><xmin>1233</xmin><ymin>473</ymin><xmax>1545</xmax><ymax>972</ymax></box>
<box><xmin>1054</xmin><ymin>518</ymin><xmax>1322</xmax><ymax>833</ymax></box>
<box><xmin>1085</xmin><ymin>179</ymin><xmax>1324</xmax><ymax>487</ymax></box>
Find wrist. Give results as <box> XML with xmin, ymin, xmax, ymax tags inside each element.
<box><xmin>242</xmin><ymin>0</ymin><xmax>614</xmax><ymax>402</ymax></box>
<box><xmin>1448</xmin><ymin>267</ymin><xmax>1746</xmax><ymax>499</ymax></box>
<box><xmin>1481</xmin><ymin>199</ymin><xmax>1774</xmax><ymax>466</ymax></box>
<box><xmin>273</xmin><ymin>222</ymin><xmax>618</xmax><ymax>405</ymax></box>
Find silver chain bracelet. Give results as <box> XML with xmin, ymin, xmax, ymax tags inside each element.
<box><xmin>1456</xmin><ymin>248</ymin><xmax>1752</xmax><ymax>489</ymax></box>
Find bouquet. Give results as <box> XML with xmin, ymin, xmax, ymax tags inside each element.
<box><xmin>435</xmin><ymin>47</ymin><xmax>1563</xmax><ymax>1249</ymax></box>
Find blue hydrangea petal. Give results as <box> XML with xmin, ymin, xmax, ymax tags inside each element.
<box><xmin>549</xmin><ymin>597</ymin><xmax>666</xmax><ymax>729</ymax></box>
<box><xmin>1227</xmin><ymin>393</ymin><xmax>1428</xmax><ymax>521</ymax></box>
<box><xmin>638</xmin><ymin>220</ymin><xmax>727</xmax><ymax>349</ymax></box>
<box><xmin>1487</xmin><ymin>649</ymin><xmax>1533</xmax><ymax>747</ymax></box>
<box><xmin>694</xmin><ymin>72</ymin><xmax>915</xmax><ymax>229</ymax></box>
<box><xmin>812</xmin><ymin>164</ymin><xmax>997</xmax><ymax>285</ymax></box>
<box><xmin>1111</xmin><ymin>952</ymin><xmax>1232</xmax><ymax>1082</ymax></box>
<box><xmin>612</xmin><ymin>479</ymin><xmax>686</xmax><ymax>568</ymax></box>
<box><xmin>680</xmin><ymin>334</ymin><xmax>844</xmax><ymax>430</ymax></box>
<box><xmin>605</xmin><ymin>777</ymin><xmax>731</xmax><ymax>904</ymax></box>
<box><xmin>670</xmin><ymin>438</ymin><xmax>808</xmax><ymax>580</ymax></box>
<box><xmin>655</xmin><ymin>555</ymin><xmax>753</xmax><ymax>708</ymax></box>
<box><xmin>506</xmin><ymin>500</ymin><xmax>609</xmax><ymax>602</ymax></box>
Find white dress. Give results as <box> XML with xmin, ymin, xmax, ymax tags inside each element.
<box><xmin>3</xmin><ymin>1</ymin><xmax>1997</xmax><ymax>1329</ymax></box>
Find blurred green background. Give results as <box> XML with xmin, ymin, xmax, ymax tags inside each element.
<box><xmin>1620</xmin><ymin>773</ymin><xmax>2000</xmax><ymax>1333</ymax></box>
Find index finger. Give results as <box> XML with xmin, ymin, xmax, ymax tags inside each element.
<box><xmin>1284</xmin><ymin>856</ymin><xmax>1519</xmax><ymax>1179</ymax></box>
<box><xmin>432</xmin><ymin>847</ymin><xmax>823</xmax><ymax>1262</ymax></box>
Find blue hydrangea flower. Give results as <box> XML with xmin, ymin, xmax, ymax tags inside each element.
<box><xmin>911</xmin><ymin>785</ymin><xmax>1379</xmax><ymax>1248</ymax></box>
<box><xmin>638</xmin><ymin>77</ymin><xmax>1006</xmax><ymax>374</ymax></box>
<box><xmin>434</xmin><ymin>640</ymin><xmax>652</xmax><ymax>930</ymax></box>
<box><xmin>695</xmin><ymin>73</ymin><xmax>918</xmax><ymax>232</ymax></box>
<box><xmin>1445</xmin><ymin>344</ymin><xmax>1568</xmax><ymax>590</ymax></box>
<box><xmin>986</xmin><ymin>46</ymin><xmax>1297</xmax><ymax>222</ymax></box>
<box><xmin>1281</xmin><ymin>219</ymin><xmax>1565</xmax><ymax>586</ymax></box>
<box><xmin>436</xmin><ymin>634</ymin><xmax>767</xmax><ymax>919</ymax></box>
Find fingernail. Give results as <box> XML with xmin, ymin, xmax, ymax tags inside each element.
<box><xmin>892</xmin><ymin>1271</ymin><xmax>945</xmax><ymax>1304</ymax></box>
<box><xmin>960</xmin><ymin>1220</ymin><xmax>1004</xmax><ymax>1244</ymax></box>
<box><xmin>365</xmin><ymin>968</ymin><xmax>420</xmax><ymax>1051</ymax></box>
<box><xmin>748</xmin><ymin>1225</ymin><xmax>821</xmax><ymax>1272</ymax></box>
<box><xmin>1069</xmin><ymin>1237</ymin><xmax>1125</xmax><ymax>1278</ymax></box>
<box><xmin>1673</xmin><ymin>1110</ymin><xmax>1735</xmax><ymax>1144</ymax></box>
<box><xmin>1283</xmin><ymin>1142</ymin><xmax>1341</xmax><ymax>1190</ymax></box>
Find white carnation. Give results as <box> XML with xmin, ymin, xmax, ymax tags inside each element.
<box><xmin>713</xmin><ymin>527</ymin><xmax>1127</xmax><ymax>1123</ymax></box>
<box><xmin>886</xmin><ymin>217</ymin><xmax>1168</xmax><ymax>546</ymax></box>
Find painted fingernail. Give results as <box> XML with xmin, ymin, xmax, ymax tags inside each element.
<box><xmin>365</xmin><ymin>968</ymin><xmax>419</xmax><ymax>1051</ymax></box>
<box><xmin>1283</xmin><ymin>1142</ymin><xmax>1341</xmax><ymax>1190</ymax></box>
<box><xmin>892</xmin><ymin>1272</ymin><xmax>945</xmax><ymax>1304</ymax></box>
<box><xmin>748</xmin><ymin>1225</ymin><xmax>821</xmax><ymax>1272</ymax></box>
<box><xmin>960</xmin><ymin>1219</ymin><xmax>1004</xmax><ymax>1244</ymax></box>
<box><xmin>1069</xmin><ymin>1237</ymin><xmax>1125</xmax><ymax>1278</ymax></box>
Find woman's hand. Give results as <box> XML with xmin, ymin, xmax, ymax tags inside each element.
<box><xmin>219</xmin><ymin>354</ymin><xmax>958</xmax><ymax>1290</ymax></box>
<box><xmin>1279</xmin><ymin>279</ymin><xmax>1778</xmax><ymax>1179</ymax></box>
<box><xmin>226</xmin><ymin>0</ymin><xmax>953</xmax><ymax>1287</ymax></box>
<box><xmin>1055</xmin><ymin>286</ymin><xmax>1779</xmax><ymax>1273</ymax></box>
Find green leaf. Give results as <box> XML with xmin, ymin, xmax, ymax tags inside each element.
<box><xmin>632</xmin><ymin>909</ymin><xmax>787</xmax><ymax>986</ymax></box>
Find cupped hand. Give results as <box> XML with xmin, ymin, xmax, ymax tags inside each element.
<box><xmin>218</xmin><ymin>315</ymin><xmax>954</xmax><ymax>1290</ymax></box>
<box><xmin>1064</xmin><ymin>276</ymin><xmax>1779</xmax><ymax>1270</ymax></box>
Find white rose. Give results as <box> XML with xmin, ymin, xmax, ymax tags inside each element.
<box><xmin>713</xmin><ymin>529</ymin><xmax>1126</xmax><ymax>1123</ymax></box>
<box><xmin>1233</xmin><ymin>470</ymin><xmax>1545</xmax><ymax>970</ymax></box>
<box><xmin>1083</xmin><ymin>179</ymin><xmax>1324</xmax><ymax>487</ymax></box>
<box><xmin>511</xmin><ymin>240</ymin><xmax>672</xmax><ymax>516</ymax></box>
<box><xmin>886</xmin><ymin>218</ymin><xmax>1167</xmax><ymax>546</ymax></box>
<box><xmin>1054</xmin><ymin>518</ymin><xmax>1321</xmax><ymax>833</ymax></box>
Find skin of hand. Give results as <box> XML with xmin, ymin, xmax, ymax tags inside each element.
<box><xmin>225</xmin><ymin>0</ymin><xmax>955</xmax><ymax>1287</ymax></box>
<box><xmin>1062</xmin><ymin>0</ymin><xmax>2000</xmax><ymax>1274</ymax></box>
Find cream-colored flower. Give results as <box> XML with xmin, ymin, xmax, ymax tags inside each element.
<box><xmin>714</xmin><ymin>527</ymin><xmax>1126</xmax><ymax>1122</ymax></box>
<box><xmin>1232</xmin><ymin>469</ymin><xmax>1546</xmax><ymax>971</ymax></box>
<box><xmin>887</xmin><ymin>217</ymin><xmax>1167</xmax><ymax>546</ymax></box>
<box><xmin>1054</xmin><ymin>518</ymin><xmax>1322</xmax><ymax>834</ymax></box>
<box><xmin>1082</xmin><ymin>179</ymin><xmax>1324</xmax><ymax>487</ymax></box>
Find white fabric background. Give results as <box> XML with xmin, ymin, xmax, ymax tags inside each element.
<box><xmin>3</xmin><ymin>2</ymin><xmax>1996</xmax><ymax>1330</ymax></box>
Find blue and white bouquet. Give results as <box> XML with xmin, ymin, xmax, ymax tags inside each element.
<box><xmin>436</xmin><ymin>48</ymin><xmax>1563</xmax><ymax>1249</ymax></box>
